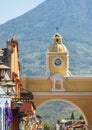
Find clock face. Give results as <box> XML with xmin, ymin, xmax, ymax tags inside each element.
<box><xmin>54</xmin><ymin>58</ymin><xmax>62</xmax><ymax>66</ymax></box>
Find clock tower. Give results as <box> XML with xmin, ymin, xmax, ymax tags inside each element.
<box><xmin>46</xmin><ymin>32</ymin><xmax>69</xmax><ymax>76</ymax></box>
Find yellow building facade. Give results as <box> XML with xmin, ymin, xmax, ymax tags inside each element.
<box><xmin>21</xmin><ymin>32</ymin><xmax>92</xmax><ymax>129</ymax></box>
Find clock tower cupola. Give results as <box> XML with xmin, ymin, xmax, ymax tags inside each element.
<box><xmin>46</xmin><ymin>32</ymin><xmax>69</xmax><ymax>76</ymax></box>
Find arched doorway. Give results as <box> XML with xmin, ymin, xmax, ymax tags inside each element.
<box><xmin>36</xmin><ymin>100</ymin><xmax>87</xmax><ymax>130</ymax></box>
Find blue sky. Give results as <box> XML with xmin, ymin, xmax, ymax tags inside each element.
<box><xmin>0</xmin><ymin>0</ymin><xmax>45</xmax><ymax>25</ymax></box>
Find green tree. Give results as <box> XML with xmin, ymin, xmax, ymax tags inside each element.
<box><xmin>79</xmin><ymin>115</ymin><xmax>83</xmax><ymax>120</ymax></box>
<box><xmin>70</xmin><ymin>112</ymin><xmax>75</xmax><ymax>119</ymax></box>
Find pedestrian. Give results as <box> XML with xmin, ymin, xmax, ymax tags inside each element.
<box><xmin>37</xmin><ymin>120</ymin><xmax>43</xmax><ymax>130</ymax></box>
<box><xmin>32</xmin><ymin>124</ymin><xmax>37</xmax><ymax>130</ymax></box>
<box><xmin>19</xmin><ymin>119</ymin><xmax>25</xmax><ymax>130</ymax></box>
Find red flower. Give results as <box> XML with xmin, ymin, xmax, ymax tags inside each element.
<box><xmin>12</xmin><ymin>72</ymin><xmax>18</xmax><ymax>79</ymax></box>
<box><xmin>15</xmin><ymin>78</ymin><xmax>20</xmax><ymax>83</ymax></box>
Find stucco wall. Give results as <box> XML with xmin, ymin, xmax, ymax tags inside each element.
<box><xmin>21</xmin><ymin>76</ymin><xmax>92</xmax><ymax>92</ymax></box>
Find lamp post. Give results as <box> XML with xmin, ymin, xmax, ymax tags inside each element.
<box><xmin>0</xmin><ymin>62</ymin><xmax>10</xmax><ymax>81</ymax></box>
<box><xmin>3</xmin><ymin>82</ymin><xmax>16</xmax><ymax>96</ymax></box>
<box><xmin>0</xmin><ymin>62</ymin><xmax>16</xmax><ymax>130</ymax></box>
<box><xmin>0</xmin><ymin>61</ymin><xmax>16</xmax><ymax>96</ymax></box>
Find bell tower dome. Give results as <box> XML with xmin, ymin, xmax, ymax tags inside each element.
<box><xmin>46</xmin><ymin>32</ymin><xmax>69</xmax><ymax>76</ymax></box>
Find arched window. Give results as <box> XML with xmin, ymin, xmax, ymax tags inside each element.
<box><xmin>55</xmin><ymin>80</ymin><xmax>61</xmax><ymax>89</ymax></box>
<box><xmin>51</xmin><ymin>74</ymin><xmax>65</xmax><ymax>92</ymax></box>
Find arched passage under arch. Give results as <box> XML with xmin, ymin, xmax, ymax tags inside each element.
<box><xmin>36</xmin><ymin>98</ymin><xmax>87</xmax><ymax>124</ymax></box>
<box><xmin>32</xmin><ymin>92</ymin><xmax>92</xmax><ymax>129</ymax></box>
<box><xmin>36</xmin><ymin>100</ymin><xmax>86</xmax><ymax>129</ymax></box>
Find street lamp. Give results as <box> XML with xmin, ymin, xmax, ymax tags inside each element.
<box><xmin>3</xmin><ymin>82</ymin><xmax>16</xmax><ymax>96</ymax></box>
<box><xmin>0</xmin><ymin>62</ymin><xmax>10</xmax><ymax>81</ymax></box>
<box><xmin>0</xmin><ymin>61</ymin><xmax>16</xmax><ymax>96</ymax></box>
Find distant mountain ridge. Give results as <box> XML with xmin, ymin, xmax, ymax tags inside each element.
<box><xmin>0</xmin><ymin>0</ymin><xmax>92</xmax><ymax>76</ymax></box>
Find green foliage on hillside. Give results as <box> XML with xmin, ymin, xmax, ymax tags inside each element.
<box><xmin>0</xmin><ymin>0</ymin><xmax>92</xmax><ymax>76</ymax></box>
<box><xmin>36</xmin><ymin>101</ymin><xmax>82</xmax><ymax>125</ymax></box>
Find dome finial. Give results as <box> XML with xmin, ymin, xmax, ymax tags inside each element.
<box><xmin>56</xmin><ymin>27</ymin><xmax>59</xmax><ymax>32</ymax></box>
